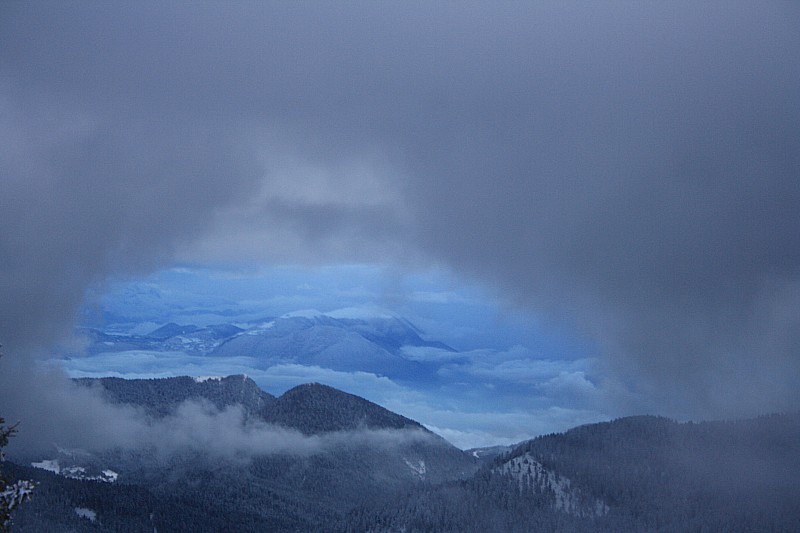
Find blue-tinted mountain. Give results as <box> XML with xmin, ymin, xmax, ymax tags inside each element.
<box><xmin>74</xmin><ymin>314</ymin><xmax>450</xmax><ymax>379</ymax></box>
<box><xmin>147</xmin><ymin>322</ymin><xmax>202</xmax><ymax>339</ymax></box>
<box><xmin>71</xmin><ymin>327</ymin><xmax>153</xmax><ymax>355</ymax></box>
<box><xmin>147</xmin><ymin>322</ymin><xmax>244</xmax><ymax>341</ymax></box>
<box><xmin>210</xmin><ymin>314</ymin><xmax>448</xmax><ymax>378</ymax></box>
<box><xmin>73</xmin><ymin>322</ymin><xmax>246</xmax><ymax>356</ymax></box>
<box><xmin>343</xmin><ymin>316</ymin><xmax>454</xmax><ymax>353</ymax></box>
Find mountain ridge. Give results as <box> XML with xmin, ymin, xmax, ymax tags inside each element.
<box><xmin>12</xmin><ymin>376</ymin><xmax>800</xmax><ymax>532</ymax></box>
<box><xmin>72</xmin><ymin>314</ymin><xmax>452</xmax><ymax>379</ymax></box>
<box><xmin>75</xmin><ymin>376</ymin><xmax>439</xmax><ymax>438</ymax></box>
<box><xmin>345</xmin><ymin>411</ymin><xmax>800</xmax><ymax>532</ymax></box>
<box><xmin>75</xmin><ymin>374</ymin><xmax>275</xmax><ymax>419</ymax></box>
<box><xmin>263</xmin><ymin>382</ymin><xmax>427</xmax><ymax>435</ymax></box>
<box><xmin>14</xmin><ymin>375</ymin><xmax>477</xmax><ymax>531</ymax></box>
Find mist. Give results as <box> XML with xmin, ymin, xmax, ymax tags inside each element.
<box><xmin>2</xmin><ymin>362</ymin><xmax>437</xmax><ymax>463</ymax></box>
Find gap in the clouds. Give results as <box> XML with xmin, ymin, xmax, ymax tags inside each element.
<box><xmin>69</xmin><ymin>263</ymin><xmax>608</xmax><ymax>448</ymax></box>
<box><xmin>81</xmin><ymin>263</ymin><xmax>591</xmax><ymax>355</ymax></box>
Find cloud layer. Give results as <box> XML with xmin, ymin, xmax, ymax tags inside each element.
<box><xmin>1</xmin><ymin>2</ymin><xmax>799</xmax><ymax>445</ymax></box>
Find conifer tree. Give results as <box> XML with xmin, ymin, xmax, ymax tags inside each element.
<box><xmin>0</xmin><ymin>418</ymin><xmax>34</xmax><ymax>532</ymax></box>
<box><xmin>0</xmin><ymin>347</ymin><xmax>34</xmax><ymax>532</ymax></box>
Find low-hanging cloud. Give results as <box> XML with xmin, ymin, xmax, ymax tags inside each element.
<box><xmin>1</xmin><ymin>1</ymin><xmax>799</xmax><ymax>450</ymax></box>
<box><xmin>138</xmin><ymin>401</ymin><xmax>440</xmax><ymax>462</ymax></box>
<box><xmin>3</xmin><ymin>362</ymin><xmax>438</xmax><ymax>462</ymax></box>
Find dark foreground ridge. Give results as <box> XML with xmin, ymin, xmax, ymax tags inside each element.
<box><xmin>346</xmin><ymin>413</ymin><xmax>800</xmax><ymax>532</ymax></box>
<box><xmin>9</xmin><ymin>376</ymin><xmax>475</xmax><ymax>532</ymax></box>
<box><xmin>8</xmin><ymin>376</ymin><xmax>800</xmax><ymax>532</ymax></box>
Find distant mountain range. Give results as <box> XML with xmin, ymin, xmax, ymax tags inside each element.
<box><xmin>6</xmin><ymin>375</ymin><xmax>800</xmax><ymax>532</ymax></box>
<box><xmin>71</xmin><ymin>314</ymin><xmax>453</xmax><ymax>379</ymax></box>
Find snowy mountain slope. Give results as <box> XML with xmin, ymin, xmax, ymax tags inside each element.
<box><xmin>213</xmin><ymin>319</ymin><xmax>406</xmax><ymax>372</ymax></box>
<box><xmin>211</xmin><ymin>314</ymin><xmax>447</xmax><ymax>377</ymax></box>
<box><xmin>72</xmin><ymin>322</ymin><xmax>245</xmax><ymax>356</ymax></box>
<box><xmin>73</xmin><ymin>314</ymin><xmax>450</xmax><ymax>379</ymax></box>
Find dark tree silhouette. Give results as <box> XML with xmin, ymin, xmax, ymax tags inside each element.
<box><xmin>0</xmin><ymin>347</ymin><xmax>34</xmax><ymax>532</ymax></box>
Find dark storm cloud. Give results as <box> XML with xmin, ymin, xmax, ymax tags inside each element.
<box><xmin>388</xmin><ymin>3</ymin><xmax>800</xmax><ymax>417</ymax></box>
<box><xmin>1</xmin><ymin>0</ymin><xmax>799</xmax><ymax>437</ymax></box>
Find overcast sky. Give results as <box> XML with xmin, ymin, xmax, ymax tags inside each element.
<box><xmin>2</xmin><ymin>1</ymin><xmax>800</xmax><ymax>448</ymax></box>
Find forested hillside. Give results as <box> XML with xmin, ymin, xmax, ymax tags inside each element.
<box><xmin>75</xmin><ymin>375</ymin><xmax>275</xmax><ymax>418</ymax></box>
<box><xmin>9</xmin><ymin>376</ymin><xmax>476</xmax><ymax>531</ymax></box>
<box><xmin>7</xmin><ymin>377</ymin><xmax>799</xmax><ymax>532</ymax></box>
<box><xmin>344</xmin><ymin>413</ymin><xmax>800</xmax><ymax>532</ymax></box>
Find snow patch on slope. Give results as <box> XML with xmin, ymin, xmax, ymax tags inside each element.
<box><xmin>403</xmin><ymin>458</ymin><xmax>427</xmax><ymax>479</ymax></box>
<box><xmin>245</xmin><ymin>320</ymin><xmax>276</xmax><ymax>334</ymax></box>
<box><xmin>74</xmin><ymin>507</ymin><xmax>97</xmax><ymax>522</ymax></box>
<box><xmin>495</xmin><ymin>452</ymin><xmax>608</xmax><ymax>517</ymax></box>
<box><xmin>31</xmin><ymin>459</ymin><xmax>118</xmax><ymax>483</ymax></box>
<box><xmin>31</xmin><ymin>459</ymin><xmax>60</xmax><ymax>474</ymax></box>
